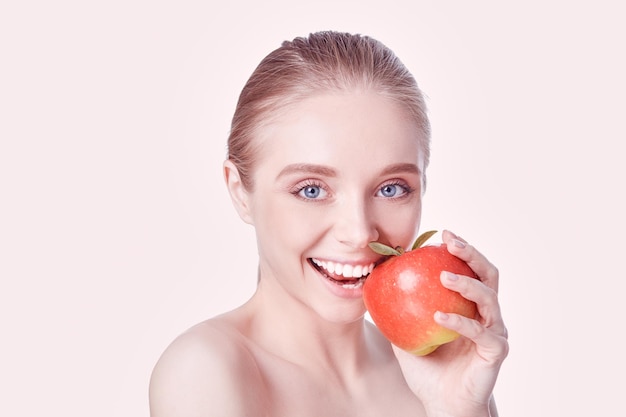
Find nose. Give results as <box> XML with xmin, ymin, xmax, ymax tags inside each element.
<box><xmin>332</xmin><ymin>199</ymin><xmax>380</xmax><ymax>249</ymax></box>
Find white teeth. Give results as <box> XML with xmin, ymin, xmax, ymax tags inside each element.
<box><xmin>311</xmin><ymin>259</ymin><xmax>375</xmax><ymax>278</ymax></box>
<box><xmin>342</xmin><ymin>264</ymin><xmax>353</xmax><ymax>277</ymax></box>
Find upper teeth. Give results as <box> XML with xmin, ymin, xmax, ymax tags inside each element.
<box><xmin>311</xmin><ymin>259</ymin><xmax>375</xmax><ymax>278</ymax></box>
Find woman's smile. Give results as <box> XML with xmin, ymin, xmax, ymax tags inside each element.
<box><xmin>307</xmin><ymin>255</ymin><xmax>388</xmax><ymax>299</ymax></box>
<box><xmin>310</xmin><ymin>258</ymin><xmax>375</xmax><ymax>279</ymax></box>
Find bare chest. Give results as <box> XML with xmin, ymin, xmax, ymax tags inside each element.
<box><xmin>255</xmin><ymin>355</ymin><xmax>426</xmax><ymax>417</ymax></box>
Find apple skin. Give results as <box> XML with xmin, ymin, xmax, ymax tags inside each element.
<box><xmin>363</xmin><ymin>244</ymin><xmax>479</xmax><ymax>356</ymax></box>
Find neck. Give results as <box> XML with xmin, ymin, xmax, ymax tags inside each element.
<box><xmin>243</xmin><ymin>277</ymin><xmax>370</xmax><ymax>377</ymax></box>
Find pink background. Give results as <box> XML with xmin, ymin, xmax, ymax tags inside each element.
<box><xmin>1</xmin><ymin>1</ymin><xmax>624</xmax><ymax>416</ymax></box>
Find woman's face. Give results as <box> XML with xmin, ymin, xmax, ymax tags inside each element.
<box><xmin>244</xmin><ymin>91</ymin><xmax>426</xmax><ymax>323</ymax></box>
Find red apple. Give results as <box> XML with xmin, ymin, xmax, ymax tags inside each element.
<box><xmin>363</xmin><ymin>230</ymin><xmax>478</xmax><ymax>356</ymax></box>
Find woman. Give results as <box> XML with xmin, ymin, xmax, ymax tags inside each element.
<box><xmin>149</xmin><ymin>31</ymin><xmax>508</xmax><ymax>416</ymax></box>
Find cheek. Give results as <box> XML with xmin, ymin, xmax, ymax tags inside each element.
<box><xmin>375</xmin><ymin>201</ymin><xmax>422</xmax><ymax>248</ymax></box>
<box><xmin>253</xmin><ymin>197</ymin><xmax>329</xmax><ymax>251</ymax></box>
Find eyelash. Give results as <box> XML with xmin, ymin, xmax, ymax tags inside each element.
<box><xmin>378</xmin><ymin>181</ymin><xmax>415</xmax><ymax>199</ymax></box>
<box><xmin>290</xmin><ymin>179</ymin><xmax>415</xmax><ymax>201</ymax></box>
<box><xmin>290</xmin><ymin>180</ymin><xmax>329</xmax><ymax>201</ymax></box>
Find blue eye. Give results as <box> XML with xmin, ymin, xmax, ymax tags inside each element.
<box><xmin>301</xmin><ymin>185</ymin><xmax>322</xmax><ymax>199</ymax></box>
<box><xmin>293</xmin><ymin>181</ymin><xmax>329</xmax><ymax>200</ymax></box>
<box><xmin>378</xmin><ymin>182</ymin><xmax>411</xmax><ymax>198</ymax></box>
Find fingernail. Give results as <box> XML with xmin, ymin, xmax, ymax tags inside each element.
<box><xmin>443</xmin><ymin>271</ymin><xmax>459</xmax><ymax>281</ymax></box>
<box><xmin>435</xmin><ymin>311</ymin><xmax>449</xmax><ymax>321</ymax></box>
<box><xmin>453</xmin><ymin>239</ymin><xmax>466</xmax><ymax>248</ymax></box>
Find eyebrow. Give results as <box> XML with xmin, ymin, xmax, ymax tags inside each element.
<box><xmin>276</xmin><ymin>162</ymin><xmax>421</xmax><ymax>179</ymax></box>
<box><xmin>276</xmin><ymin>163</ymin><xmax>338</xmax><ymax>179</ymax></box>
<box><xmin>380</xmin><ymin>162</ymin><xmax>422</xmax><ymax>177</ymax></box>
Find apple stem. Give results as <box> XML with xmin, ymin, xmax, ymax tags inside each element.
<box><xmin>368</xmin><ymin>230</ymin><xmax>438</xmax><ymax>257</ymax></box>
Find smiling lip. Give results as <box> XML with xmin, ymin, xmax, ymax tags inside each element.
<box><xmin>310</xmin><ymin>258</ymin><xmax>375</xmax><ymax>279</ymax></box>
<box><xmin>308</xmin><ymin>258</ymin><xmax>379</xmax><ymax>291</ymax></box>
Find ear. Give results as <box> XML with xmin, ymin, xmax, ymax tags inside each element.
<box><xmin>223</xmin><ymin>159</ymin><xmax>253</xmax><ymax>225</ymax></box>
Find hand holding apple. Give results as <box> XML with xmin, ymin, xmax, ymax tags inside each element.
<box><xmin>363</xmin><ymin>230</ymin><xmax>479</xmax><ymax>356</ymax></box>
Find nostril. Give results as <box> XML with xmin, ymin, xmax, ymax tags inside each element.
<box><xmin>331</xmin><ymin>201</ymin><xmax>379</xmax><ymax>248</ymax></box>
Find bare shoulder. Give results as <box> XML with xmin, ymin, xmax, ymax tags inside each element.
<box><xmin>149</xmin><ymin>318</ymin><xmax>268</xmax><ymax>417</ymax></box>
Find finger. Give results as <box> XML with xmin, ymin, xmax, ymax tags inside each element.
<box><xmin>442</xmin><ymin>229</ymin><xmax>468</xmax><ymax>244</ymax></box>
<box><xmin>441</xmin><ymin>271</ymin><xmax>506</xmax><ymax>336</ymax></box>
<box><xmin>434</xmin><ymin>311</ymin><xmax>510</xmax><ymax>364</ymax></box>
<box><xmin>442</xmin><ymin>229</ymin><xmax>499</xmax><ymax>293</ymax></box>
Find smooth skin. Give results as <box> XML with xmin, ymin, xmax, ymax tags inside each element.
<box><xmin>149</xmin><ymin>91</ymin><xmax>508</xmax><ymax>417</ymax></box>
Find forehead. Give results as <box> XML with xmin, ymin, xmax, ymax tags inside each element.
<box><xmin>254</xmin><ymin>92</ymin><xmax>426</xmax><ymax>175</ymax></box>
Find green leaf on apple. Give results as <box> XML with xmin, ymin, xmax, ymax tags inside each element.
<box><xmin>368</xmin><ymin>230</ymin><xmax>438</xmax><ymax>256</ymax></box>
<box><xmin>410</xmin><ymin>229</ymin><xmax>438</xmax><ymax>251</ymax></box>
<box><xmin>368</xmin><ymin>241</ymin><xmax>403</xmax><ymax>256</ymax></box>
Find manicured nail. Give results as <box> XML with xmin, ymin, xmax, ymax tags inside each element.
<box><xmin>435</xmin><ymin>311</ymin><xmax>449</xmax><ymax>321</ymax></box>
<box><xmin>443</xmin><ymin>271</ymin><xmax>459</xmax><ymax>281</ymax></box>
<box><xmin>453</xmin><ymin>239</ymin><xmax>466</xmax><ymax>248</ymax></box>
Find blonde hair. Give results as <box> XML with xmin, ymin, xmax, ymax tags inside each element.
<box><xmin>227</xmin><ymin>31</ymin><xmax>431</xmax><ymax>190</ymax></box>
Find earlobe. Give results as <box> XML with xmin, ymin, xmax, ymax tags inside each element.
<box><xmin>223</xmin><ymin>160</ymin><xmax>253</xmax><ymax>225</ymax></box>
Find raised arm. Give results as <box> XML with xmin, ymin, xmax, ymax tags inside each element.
<box><xmin>393</xmin><ymin>230</ymin><xmax>509</xmax><ymax>417</ymax></box>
